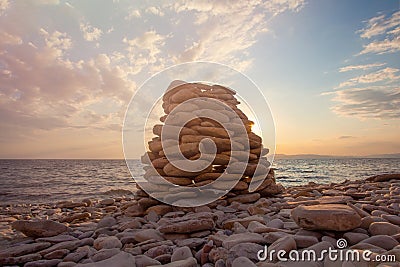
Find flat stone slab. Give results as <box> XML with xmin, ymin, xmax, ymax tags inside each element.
<box><xmin>291</xmin><ymin>204</ymin><xmax>362</xmax><ymax>231</ymax></box>
<box><xmin>11</xmin><ymin>220</ymin><xmax>71</xmax><ymax>238</ymax></box>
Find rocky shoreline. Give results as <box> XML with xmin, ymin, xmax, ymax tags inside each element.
<box><xmin>1</xmin><ymin>174</ymin><xmax>399</xmax><ymax>267</ymax></box>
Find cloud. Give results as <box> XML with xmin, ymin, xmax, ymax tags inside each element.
<box><xmin>2</xmin><ymin>0</ymin><xmax>304</xmax><ymax>120</ymax></box>
<box><xmin>337</xmin><ymin>67</ymin><xmax>400</xmax><ymax>88</ymax></box>
<box><xmin>359</xmin><ymin>36</ymin><xmax>400</xmax><ymax>55</ymax></box>
<box><xmin>0</xmin><ymin>20</ymin><xmax>134</xmax><ymax>143</ymax></box>
<box><xmin>339</xmin><ymin>63</ymin><xmax>386</xmax><ymax>72</ymax></box>
<box><xmin>123</xmin><ymin>30</ymin><xmax>166</xmax><ymax>50</ymax></box>
<box><xmin>125</xmin><ymin>9</ymin><xmax>141</xmax><ymax>20</ymax></box>
<box><xmin>0</xmin><ymin>0</ymin><xmax>305</xmax><ymax>157</ymax></box>
<box><xmin>168</xmin><ymin>0</ymin><xmax>305</xmax><ymax>70</ymax></box>
<box><xmin>358</xmin><ymin>10</ymin><xmax>400</xmax><ymax>55</ymax></box>
<box><xmin>80</xmin><ymin>22</ymin><xmax>103</xmax><ymax>42</ymax></box>
<box><xmin>338</xmin><ymin>135</ymin><xmax>356</xmax><ymax>139</ymax></box>
<box><xmin>328</xmin><ymin>10</ymin><xmax>400</xmax><ymax>120</ymax></box>
<box><xmin>145</xmin><ymin>6</ymin><xmax>164</xmax><ymax>16</ymax></box>
<box><xmin>123</xmin><ymin>30</ymin><xmax>169</xmax><ymax>73</ymax></box>
<box><xmin>40</xmin><ymin>28</ymin><xmax>72</xmax><ymax>53</ymax></box>
<box><xmin>0</xmin><ymin>30</ymin><xmax>22</xmax><ymax>45</ymax></box>
<box><xmin>34</xmin><ymin>0</ymin><xmax>60</xmax><ymax>5</ymax></box>
<box><xmin>0</xmin><ymin>0</ymin><xmax>9</xmax><ymax>14</ymax></box>
<box><xmin>331</xmin><ymin>87</ymin><xmax>400</xmax><ymax>119</ymax></box>
<box><xmin>358</xmin><ymin>11</ymin><xmax>400</xmax><ymax>39</ymax></box>
<box><xmin>119</xmin><ymin>0</ymin><xmax>305</xmax><ymax>74</ymax></box>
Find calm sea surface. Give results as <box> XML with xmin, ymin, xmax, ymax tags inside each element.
<box><xmin>0</xmin><ymin>158</ymin><xmax>399</xmax><ymax>205</ymax></box>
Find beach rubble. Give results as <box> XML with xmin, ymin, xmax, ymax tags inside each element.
<box><xmin>0</xmin><ymin>176</ymin><xmax>399</xmax><ymax>266</ymax></box>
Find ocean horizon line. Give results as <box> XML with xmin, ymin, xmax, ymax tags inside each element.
<box><xmin>1</xmin><ymin>153</ymin><xmax>399</xmax><ymax>160</ymax></box>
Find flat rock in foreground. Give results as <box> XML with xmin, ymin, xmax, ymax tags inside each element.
<box><xmin>11</xmin><ymin>220</ymin><xmax>71</xmax><ymax>238</ymax></box>
<box><xmin>291</xmin><ymin>204</ymin><xmax>362</xmax><ymax>231</ymax></box>
<box><xmin>75</xmin><ymin>252</ymin><xmax>135</xmax><ymax>267</ymax></box>
<box><xmin>158</xmin><ymin>212</ymin><xmax>216</xmax><ymax>234</ymax></box>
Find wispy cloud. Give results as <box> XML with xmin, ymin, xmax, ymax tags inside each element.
<box><xmin>331</xmin><ymin>87</ymin><xmax>400</xmax><ymax>119</ymax></box>
<box><xmin>359</xmin><ymin>35</ymin><xmax>400</xmax><ymax>55</ymax></box>
<box><xmin>337</xmin><ymin>67</ymin><xmax>400</xmax><ymax>88</ymax></box>
<box><xmin>339</xmin><ymin>63</ymin><xmax>386</xmax><ymax>72</ymax></box>
<box><xmin>358</xmin><ymin>10</ymin><xmax>400</xmax><ymax>55</ymax></box>
<box><xmin>338</xmin><ymin>135</ymin><xmax>356</xmax><ymax>139</ymax></box>
<box><xmin>327</xmin><ymin>10</ymin><xmax>400</xmax><ymax>119</ymax></box>
<box><xmin>168</xmin><ymin>0</ymin><xmax>305</xmax><ymax>69</ymax></box>
<box><xmin>118</xmin><ymin>0</ymin><xmax>305</xmax><ymax>75</ymax></box>
<box><xmin>358</xmin><ymin>11</ymin><xmax>400</xmax><ymax>39</ymax></box>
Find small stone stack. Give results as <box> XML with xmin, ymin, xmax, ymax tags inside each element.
<box><xmin>138</xmin><ymin>81</ymin><xmax>283</xmax><ymax>208</ymax></box>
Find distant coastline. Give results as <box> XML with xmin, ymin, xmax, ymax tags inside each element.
<box><xmin>274</xmin><ymin>153</ymin><xmax>400</xmax><ymax>160</ymax></box>
<box><xmin>1</xmin><ymin>153</ymin><xmax>400</xmax><ymax>160</ymax></box>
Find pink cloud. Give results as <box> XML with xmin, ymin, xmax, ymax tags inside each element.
<box><xmin>0</xmin><ymin>5</ymin><xmax>135</xmax><ymax>148</ymax></box>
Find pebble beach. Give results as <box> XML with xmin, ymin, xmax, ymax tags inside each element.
<box><xmin>1</xmin><ymin>174</ymin><xmax>399</xmax><ymax>267</ymax></box>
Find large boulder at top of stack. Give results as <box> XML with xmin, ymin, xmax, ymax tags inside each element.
<box><xmin>138</xmin><ymin>80</ymin><xmax>283</xmax><ymax>207</ymax></box>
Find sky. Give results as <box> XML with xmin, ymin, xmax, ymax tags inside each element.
<box><xmin>0</xmin><ymin>0</ymin><xmax>399</xmax><ymax>159</ymax></box>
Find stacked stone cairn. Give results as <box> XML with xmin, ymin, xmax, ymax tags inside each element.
<box><xmin>138</xmin><ymin>80</ymin><xmax>283</xmax><ymax>209</ymax></box>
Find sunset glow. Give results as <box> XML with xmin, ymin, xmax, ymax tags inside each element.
<box><xmin>0</xmin><ymin>0</ymin><xmax>399</xmax><ymax>158</ymax></box>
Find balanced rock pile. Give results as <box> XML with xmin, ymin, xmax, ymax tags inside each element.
<box><xmin>139</xmin><ymin>80</ymin><xmax>283</xmax><ymax>209</ymax></box>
